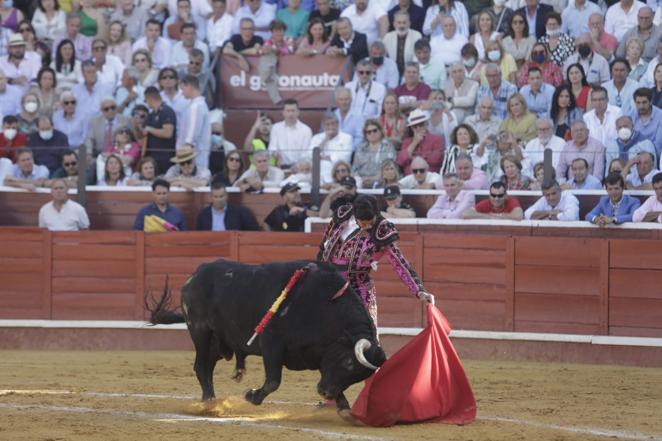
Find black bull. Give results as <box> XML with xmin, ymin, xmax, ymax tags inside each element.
<box><xmin>147</xmin><ymin>259</ymin><xmax>386</xmax><ymax>411</ymax></box>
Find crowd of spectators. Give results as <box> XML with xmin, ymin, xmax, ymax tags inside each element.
<box><xmin>0</xmin><ymin>0</ymin><xmax>660</xmax><ymax>231</ymax></box>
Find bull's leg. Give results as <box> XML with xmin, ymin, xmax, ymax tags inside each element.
<box><xmin>245</xmin><ymin>343</ymin><xmax>283</xmax><ymax>405</ymax></box>
<box><xmin>335</xmin><ymin>392</ymin><xmax>350</xmax><ymax>410</ymax></box>
<box><xmin>231</xmin><ymin>350</ymin><xmax>247</xmax><ymax>382</ymax></box>
<box><xmin>190</xmin><ymin>326</ymin><xmax>218</xmax><ymax>401</ymax></box>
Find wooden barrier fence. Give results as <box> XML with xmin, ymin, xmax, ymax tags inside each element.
<box><xmin>1</xmin><ymin>228</ymin><xmax>660</xmax><ymax>337</ymax></box>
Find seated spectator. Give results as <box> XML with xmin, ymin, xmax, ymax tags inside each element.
<box><xmin>309</xmin><ymin>0</ymin><xmax>340</xmax><ymax>39</ymax></box>
<box><xmin>520</xmin><ymin>67</ymin><xmax>554</xmax><ymax>118</ymax></box>
<box><xmin>0</xmin><ymin>115</ymin><xmax>28</xmax><ymax>161</ymax></box>
<box><xmin>296</xmin><ymin>18</ymin><xmax>330</xmax><ymax>56</ymax></box>
<box><xmin>398</xmin><ymin>156</ymin><xmax>440</xmax><ymax>189</ymax></box>
<box><xmin>17</xmin><ymin>92</ymin><xmax>42</xmax><ymax>135</ymax></box>
<box><xmin>608</xmin><ymin>158</ymin><xmax>626</xmax><ymax>175</ymax></box>
<box><xmin>560</xmin><ymin>157</ymin><xmax>603</xmax><ymax>190</ymax></box>
<box><xmin>310</xmin><ymin>112</ymin><xmax>352</xmax><ymax>185</ymax></box>
<box><xmin>501</xmin><ymin>12</ymin><xmax>535</xmax><ymax>68</ymax></box>
<box><xmin>615</xmin><ymin>6</ymin><xmax>659</xmax><ymax>62</ymax></box>
<box><xmin>444</xmin><ymin>62</ymin><xmax>478</xmax><ymax>124</ymax></box>
<box><xmin>38</xmin><ymin>179</ymin><xmax>90</xmax><ymax>231</ymax></box>
<box><xmin>53</xmin><ymin>14</ymin><xmax>91</xmax><ymax>62</ymax></box>
<box><xmin>237</xmin><ymin>150</ymin><xmax>284</xmax><ymax>192</ymax></box>
<box><xmin>322</xmin><ymin>159</ymin><xmax>356</xmax><ymax>190</ymax></box>
<box><xmin>538</xmin><ymin>12</ymin><xmax>575</xmax><ymax>68</ymax></box>
<box><xmin>167</xmin><ymin>11</ymin><xmax>209</xmax><ymax>60</ymax></box>
<box><xmin>269</xmin><ymin>98</ymin><xmax>313</xmax><ymax>170</ymax></box>
<box><xmin>132</xmin><ymin>178</ymin><xmax>186</xmax><ymax>231</ymax></box>
<box><xmin>32</xmin><ymin>0</ymin><xmax>67</xmax><ymax>42</ymax></box>
<box><xmin>327</xmin><ymin>17</ymin><xmax>368</xmax><ymax>65</ymax></box>
<box><xmin>602</xmin><ymin>58</ymin><xmax>638</xmax><ymax>117</ymax></box>
<box><xmin>477</xmin><ymin>130</ymin><xmax>523</xmax><ymax>183</ymax></box>
<box><xmin>523</xmin><ymin>118</ymin><xmax>565</xmax><ymax>178</ymax></box>
<box><xmin>429</xmin><ymin>16</ymin><xmax>467</xmax><ymax>66</ymax></box>
<box><xmin>551</xmin><ymin>84</ymin><xmax>584</xmax><ymax>140</ymax></box>
<box><xmin>499</xmin><ymin>93</ymin><xmax>536</xmax><ymax>145</ymax></box>
<box><xmin>262</xmin><ymin>19</ymin><xmax>294</xmax><ymax>60</ymax></box>
<box><xmin>90</xmin><ymin>39</ymin><xmax>124</xmax><ymax>91</ymax></box>
<box><xmin>86</xmin><ymin>97</ymin><xmax>132</xmax><ymax>159</ymax></box>
<box><xmin>51</xmin><ymin>149</ymin><xmax>95</xmax><ymax>185</ymax></box>
<box><xmin>132</xmin><ymin>19</ymin><xmax>172</xmax><ymax>69</ymax></box>
<box><xmin>586</xmin><ymin>173</ymin><xmax>641</xmax><ymax>226</ymax></box>
<box><xmin>469</xmin><ymin>11</ymin><xmax>500</xmax><ymax>61</ymax></box>
<box><xmin>264</xmin><ymin>182</ymin><xmax>318</xmax><ymax>231</ymax></box>
<box><xmin>53</xmin><ymin>92</ymin><xmax>87</xmax><ymax>147</ymax></box>
<box><xmin>164</xmin><ymin>147</ymin><xmax>211</xmax><ymax>189</ymax></box>
<box><xmin>128</xmin><ymin>157</ymin><xmax>158</xmax><ymax>186</ymax></box>
<box><xmin>562</xmin><ymin>34</ymin><xmax>610</xmax><ymax>85</ymax></box>
<box><xmin>110</xmin><ymin>0</ymin><xmax>147</xmax><ymax>42</ymax></box>
<box><xmin>423</xmin><ymin>0</ymin><xmax>469</xmax><ymax>39</ymax></box>
<box><xmin>345</xmin><ymin>58</ymin><xmax>386</xmax><ymax>119</ymax></box>
<box><xmin>352</xmin><ymin>119</ymin><xmax>396</xmax><ymax>188</ymax></box>
<box><xmin>29</xmin><ymin>67</ymin><xmax>59</xmax><ymax>116</ymax></box>
<box><xmin>383</xmin><ymin>11</ymin><xmax>422</xmax><ymax>77</ymax></box>
<box><xmin>624</xmin><ymin>37</ymin><xmax>647</xmax><ymax>82</ymax></box>
<box><xmin>425</xmin><ymin>89</ymin><xmax>458</xmax><ymax>143</ymax></box>
<box><xmin>530</xmin><ymin>161</ymin><xmax>556</xmax><ymax>191</ymax></box>
<box><xmin>611</xmin><ymin>117</ymin><xmax>656</xmax><ymax>167</ymax></box>
<box><xmin>131</xmin><ymin>49</ymin><xmax>159</xmax><ymax>89</ymax></box>
<box><xmin>556</xmin><ymin>120</ymin><xmax>605</xmax><ymax>183</ymax></box>
<box><xmin>500</xmin><ymin>155</ymin><xmax>532</xmax><ymax>190</ymax></box>
<box><xmin>465</xmin><ymin>96</ymin><xmax>500</xmax><ymax>144</ymax></box>
<box><xmin>397</xmin><ymin>109</ymin><xmax>444</xmax><ymax>174</ymax></box>
<box><xmin>565</xmin><ymin>63</ymin><xmax>591</xmax><ymax>111</ymax></box>
<box><xmin>97</xmin><ymin>154</ymin><xmax>128</xmax><ymax>186</ymax></box>
<box><xmin>0</xmin><ymin>34</ymin><xmax>41</xmax><ymax>90</ymax></box>
<box><xmin>623</xmin><ymin>152</ymin><xmax>658</xmax><ymax>190</ymax></box>
<box><xmin>243</xmin><ymin>111</ymin><xmax>273</xmax><ymax>160</ymax></box>
<box><xmin>479</xmin><ymin>39</ymin><xmax>517</xmax><ymax>85</ymax></box>
<box><xmin>414</xmin><ymin>38</ymin><xmax>447</xmax><ymax>91</ymax></box>
<box><xmin>450</xmin><ymin>152</ymin><xmax>487</xmax><ymax>190</ymax></box>
<box><xmin>318</xmin><ymin>175</ymin><xmax>358</xmax><ymax>218</ymax></box>
<box><xmin>51</xmin><ymin>39</ymin><xmax>83</xmax><ymax>94</ymax></box>
<box><xmin>379</xmin><ymin>92</ymin><xmax>407</xmax><ymax>151</ymax></box>
<box><xmin>28</xmin><ymin>114</ymin><xmax>69</xmax><ymax>176</ymax></box>
<box><xmin>517</xmin><ymin>43</ymin><xmax>562</xmax><ymax>88</ymax></box>
<box><xmin>394</xmin><ymin>62</ymin><xmax>431</xmax><ymax>111</ymax></box>
<box><xmin>130</xmin><ymin>104</ymin><xmax>149</xmax><ymax>148</ymax></box>
<box><xmin>0</xmin><ymin>157</ymin><xmax>10</xmax><ymax>184</ymax></box>
<box><xmin>362</xmin><ymin>41</ymin><xmax>398</xmax><ymax>89</ymax></box>
<box><xmin>632</xmin><ymin>172</ymin><xmax>662</xmax><ymax>222</ymax></box>
<box><xmin>463</xmin><ymin>181</ymin><xmax>523</xmax><ymax>220</ymax></box>
<box><xmin>427</xmin><ymin>173</ymin><xmax>474</xmax><ymax>219</ymax></box>
<box><xmin>585</xmin><ymin>13</ymin><xmax>617</xmax><ymax>61</ymax></box>
<box><xmin>561</xmin><ymin>0</ymin><xmax>600</xmax><ymax>39</ymax></box>
<box><xmin>441</xmin><ymin>123</ymin><xmax>481</xmax><ymax>175</ymax></box>
<box><xmin>0</xmin><ymin>68</ymin><xmax>22</xmax><ymax>118</ymax></box>
<box><xmin>212</xmin><ymin>150</ymin><xmax>246</xmax><ymax>187</ymax></box>
<box><xmin>280</xmin><ymin>159</ymin><xmax>313</xmax><ymax>191</ymax></box>
<box><xmin>3</xmin><ymin>147</ymin><xmax>50</xmax><ymax>191</ymax></box>
<box><xmin>632</xmin><ymin>87</ymin><xmax>662</xmax><ymax>150</ymax></box>
<box><xmin>475</xmin><ymin>63</ymin><xmax>517</xmax><ymax>120</ymax></box>
<box><xmin>380</xmin><ymin>185</ymin><xmax>415</xmax><ymax>219</ymax></box>
<box><xmin>462</xmin><ymin>42</ymin><xmax>485</xmax><ymax>84</ymax></box>
<box><xmin>524</xmin><ymin>180</ymin><xmax>580</xmax><ymax>221</ymax></box>
<box><xmin>340</xmin><ymin>0</ymin><xmax>388</xmax><ymax>45</ymax></box>
<box><xmin>196</xmin><ymin>181</ymin><xmax>261</xmax><ymax>231</ymax></box>
<box><xmin>115</xmin><ymin>68</ymin><xmax>146</xmax><ymax>118</ymax></box>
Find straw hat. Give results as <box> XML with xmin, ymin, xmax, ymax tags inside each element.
<box><xmin>170</xmin><ymin>146</ymin><xmax>198</xmax><ymax>164</ymax></box>
<box><xmin>406</xmin><ymin>108</ymin><xmax>430</xmax><ymax>127</ymax></box>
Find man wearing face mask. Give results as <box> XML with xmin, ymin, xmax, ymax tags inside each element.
<box><xmin>28</xmin><ymin>115</ymin><xmax>70</xmax><ymax>176</ymax></box>
<box><xmin>0</xmin><ymin>34</ymin><xmax>41</xmax><ymax>89</ymax></box>
<box><xmin>607</xmin><ymin>116</ymin><xmax>657</xmax><ymax>171</ymax></box>
<box><xmin>413</xmin><ymin>38</ymin><xmax>446</xmax><ymax>91</ymax></box>
<box><xmin>383</xmin><ymin>11</ymin><xmax>422</xmax><ymax>78</ymax></box>
<box><xmin>562</xmin><ymin>35</ymin><xmax>610</xmax><ymax>85</ymax></box>
<box><xmin>0</xmin><ymin>115</ymin><xmax>27</xmax><ymax>161</ymax></box>
<box><xmin>515</xmin><ymin>0</ymin><xmax>553</xmax><ymax>39</ymax></box>
<box><xmin>359</xmin><ymin>41</ymin><xmax>398</xmax><ymax>89</ymax></box>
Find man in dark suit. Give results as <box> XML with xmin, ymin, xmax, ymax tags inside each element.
<box><xmin>516</xmin><ymin>0</ymin><xmax>554</xmax><ymax>39</ymax></box>
<box><xmin>327</xmin><ymin>17</ymin><xmax>369</xmax><ymax>65</ymax></box>
<box><xmin>196</xmin><ymin>181</ymin><xmax>261</xmax><ymax>231</ymax></box>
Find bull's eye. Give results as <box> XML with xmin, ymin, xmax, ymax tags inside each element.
<box><xmin>342</xmin><ymin>357</ymin><xmax>354</xmax><ymax>371</ymax></box>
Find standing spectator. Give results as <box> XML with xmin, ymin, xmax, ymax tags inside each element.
<box><xmin>132</xmin><ymin>19</ymin><xmax>172</xmax><ymax>68</ymax></box>
<box><xmin>3</xmin><ymin>147</ymin><xmax>49</xmax><ymax>190</ymax></box>
<box><xmin>207</xmin><ymin>0</ymin><xmax>233</xmax><ymax>52</ymax></box>
<box><xmin>582</xmin><ymin>86</ymin><xmax>621</xmax><ymax>147</ymax></box>
<box><xmin>465</xmin><ymin>96</ymin><xmax>501</xmax><ymax>143</ymax></box>
<box><xmin>398</xmin><ymin>156</ymin><xmax>440</xmax><ymax>189</ymax></box>
<box><xmin>525</xmin><ymin>180</ymin><xmax>580</xmax><ymax>221</ymax></box>
<box><xmin>586</xmin><ymin>173</ymin><xmax>641</xmax><ymax>226</ymax></box>
<box><xmin>383</xmin><ymin>11</ymin><xmax>422</xmax><ymax>78</ymax></box>
<box><xmin>264</xmin><ymin>183</ymin><xmax>315</xmax><ymax>231</ymax></box>
<box><xmin>632</xmin><ymin>172</ymin><xmax>662</xmax><ymax>222</ymax></box>
<box><xmin>561</xmin><ymin>157</ymin><xmax>603</xmax><ymax>190</ymax></box>
<box><xmin>29</xmin><ymin>114</ymin><xmax>69</xmax><ymax>175</ymax></box>
<box><xmin>345</xmin><ymin>58</ymin><xmax>386</xmax><ymax>119</ymax></box>
<box><xmin>561</xmin><ymin>0</ymin><xmax>600</xmax><ymax>38</ymax></box>
<box><xmin>556</xmin><ymin>120</ymin><xmax>606</xmax><ymax>182</ymax></box>
<box><xmin>519</xmin><ymin>66</ymin><xmax>554</xmax><ymax>118</ymax></box>
<box><xmin>475</xmin><ymin>63</ymin><xmax>517</xmax><ymax>119</ymax></box>
<box><xmin>502</xmin><ymin>12</ymin><xmax>536</xmax><ymax>68</ymax></box>
<box><xmin>429</xmin><ymin>16</ymin><xmax>467</xmax><ymax>66</ymax></box>
<box><xmin>51</xmin><ymin>39</ymin><xmax>82</xmax><ymax>94</ymax></box>
<box><xmin>178</xmin><ymin>75</ymin><xmax>211</xmax><ymax>170</ymax></box>
<box><xmin>380</xmin><ymin>185</ymin><xmax>415</xmax><ymax>219</ymax></box>
<box><xmin>158</xmin><ymin>68</ymin><xmax>188</xmax><ymax>130</ymax></box>
<box><xmin>143</xmin><ymin>86</ymin><xmax>177</xmax><ymax>175</ymax></box>
<box><xmin>604</xmin><ymin>0</ymin><xmax>646</xmax><ymax>41</ymax></box>
<box><xmin>413</xmin><ymin>38</ymin><xmax>446</xmax><ymax>91</ymax></box>
<box><xmin>0</xmin><ymin>115</ymin><xmax>27</xmax><ymax>160</ymax></box>
<box><xmin>631</xmin><ymin>87</ymin><xmax>662</xmax><ymax>153</ymax></box>
<box><xmin>326</xmin><ymin>17</ymin><xmax>368</xmax><ymax>65</ymax></box>
<box><xmin>0</xmin><ymin>34</ymin><xmax>41</xmax><ymax>89</ymax></box>
<box><xmin>38</xmin><ymin>179</ymin><xmax>89</xmax><ymax>231</ymax></box>
<box><xmin>340</xmin><ymin>0</ymin><xmax>387</xmax><ymax>45</ymax></box>
<box><xmin>516</xmin><ymin>0</ymin><xmax>553</xmax><ymax>39</ymax></box>
<box><xmin>352</xmin><ymin>119</ymin><xmax>396</xmax><ymax>188</ymax></box>
<box><xmin>133</xmin><ymin>178</ymin><xmax>186</xmax><ymax>231</ymax></box>
<box><xmin>397</xmin><ymin>108</ymin><xmax>444</xmax><ymax>174</ymax></box>
<box><xmin>111</xmin><ymin>0</ymin><xmax>147</xmax><ymax>42</ymax></box>
<box><xmin>196</xmin><ymin>181</ymin><xmax>260</xmax><ymax>231</ymax></box>
<box><xmin>31</xmin><ymin>0</ymin><xmax>66</xmax><ymax>42</ymax></box>
<box><xmin>463</xmin><ymin>181</ymin><xmax>523</xmax><ymax>219</ymax></box>
<box><xmin>237</xmin><ymin>149</ymin><xmax>284</xmax><ymax>191</ymax></box>
<box><xmin>423</xmin><ymin>0</ymin><xmax>469</xmax><ymax>38</ymax></box>
<box><xmin>551</xmin><ymin>84</ymin><xmax>584</xmax><ymax>140</ymax></box>
<box><xmin>269</xmin><ymin>98</ymin><xmax>312</xmax><ymax>170</ymax></box>
<box><xmin>427</xmin><ymin>172</ymin><xmax>474</xmax><ymax>219</ymax></box>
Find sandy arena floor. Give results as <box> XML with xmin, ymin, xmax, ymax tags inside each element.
<box><xmin>1</xmin><ymin>351</ymin><xmax>661</xmax><ymax>441</ymax></box>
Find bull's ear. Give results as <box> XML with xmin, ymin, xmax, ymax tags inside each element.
<box><xmin>331</xmin><ymin>281</ymin><xmax>350</xmax><ymax>301</ymax></box>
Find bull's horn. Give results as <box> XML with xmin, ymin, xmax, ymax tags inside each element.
<box><xmin>354</xmin><ymin>339</ymin><xmax>379</xmax><ymax>370</ymax></box>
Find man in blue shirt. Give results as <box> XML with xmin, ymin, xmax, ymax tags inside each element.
<box><xmin>586</xmin><ymin>172</ymin><xmax>641</xmax><ymax>225</ymax></box>
<box><xmin>631</xmin><ymin>87</ymin><xmax>662</xmax><ymax>158</ymax></box>
<box><xmin>179</xmin><ymin>75</ymin><xmax>211</xmax><ymax>170</ymax></box>
<box><xmin>133</xmin><ymin>178</ymin><xmax>186</xmax><ymax>231</ymax></box>
<box><xmin>520</xmin><ymin>66</ymin><xmax>554</xmax><ymax>118</ymax></box>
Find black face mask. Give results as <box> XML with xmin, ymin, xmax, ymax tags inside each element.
<box><xmin>371</xmin><ymin>56</ymin><xmax>384</xmax><ymax>66</ymax></box>
<box><xmin>578</xmin><ymin>44</ymin><xmax>591</xmax><ymax>58</ymax></box>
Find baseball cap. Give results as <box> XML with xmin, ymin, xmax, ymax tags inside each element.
<box><xmin>339</xmin><ymin>176</ymin><xmax>357</xmax><ymax>188</ymax></box>
<box><xmin>280</xmin><ymin>182</ymin><xmax>301</xmax><ymax>196</ymax></box>
<box><xmin>383</xmin><ymin>185</ymin><xmax>401</xmax><ymax>200</ymax></box>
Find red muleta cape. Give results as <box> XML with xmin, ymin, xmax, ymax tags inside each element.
<box><xmin>350</xmin><ymin>304</ymin><xmax>477</xmax><ymax>427</ymax></box>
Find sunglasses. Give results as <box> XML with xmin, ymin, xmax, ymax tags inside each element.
<box><xmin>412</xmin><ymin>168</ymin><xmax>426</xmax><ymax>174</ymax></box>
<box><xmin>365</xmin><ymin>128</ymin><xmax>379</xmax><ymax>134</ymax></box>
<box><xmin>63</xmin><ymin>100</ymin><xmax>76</xmax><ymax>105</ymax></box>
<box><xmin>228</xmin><ymin>157</ymin><xmax>241</xmax><ymax>162</ymax></box>
<box><xmin>489</xmin><ymin>192</ymin><xmax>506</xmax><ymax>198</ymax></box>
<box><xmin>103</xmin><ymin>106</ymin><xmax>116</xmax><ymax>112</ymax></box>
<box><xmin>180</xmin><ymin>160</ymin><xmax>193</xmax><ymax>165</ymax></box>
<box><xmin>64</xmin><ymin>161</ymin><xmax>77</xmax><ymax>167</ymax></box>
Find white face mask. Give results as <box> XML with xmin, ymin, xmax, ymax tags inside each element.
<box><xmin>463</xmin><ymin>58</ymin><xmax>476</xmax><ymax>68</ymax></box>
<box><xmin>40</xmin><ymin>130</ymin><xmax>53</xmax><ymax>141</ymax></box>
<box><xmin>397</xmin><ymin>28</ymin><xmax>408</xmax><ymax>36</ymax></box>
<box><xmin>24</xmin><ymin>101</ymin><xmax>38</xmax><ymax>113</ymax></box>
<box><xmin>3</xmin><ymin>128</ymin><xmax>16</xmax><ymax>140</ymax></box>
<box><xmin>493</xmin><ymin>0</ymin><xmax>506</xmax><ymax>5</ymax></box>
<box><xmin>546</xmin><ymin>28</ymin><xmax>561</xmax><ymax>37</ymax></box>
<box><xmin>487</xmin><ymin>50</ymin><xmax>501</xmax><ymax>62</ymax></box>
<box><xmin>617</xmin><ymin>127</ymin><xmax>632</xmax><ymax>141</ymax></box>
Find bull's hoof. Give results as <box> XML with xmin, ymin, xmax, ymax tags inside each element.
<box><xmin>244</xmin><ymin>389</ymin><xmax>263</xmax><ymax>405</ymax></box>
<box><xmin>231</xmin><ymin>368</ymin><xmax>246</xmax><ymax>383</ymax></box>
<box><xmin>338</xmin><ymin>409</ymin><xmax>365</xmax><ymax>426</ymax></box>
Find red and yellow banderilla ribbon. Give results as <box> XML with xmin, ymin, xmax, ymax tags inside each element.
<box><xmin>246</xmin><ymin>266</ymin><xmax>308</xmax><ymax>346</ymax></box>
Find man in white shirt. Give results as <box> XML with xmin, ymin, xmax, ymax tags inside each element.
<box><xmin>38</xmin><ymin>179</ymin><xmax>90</xmax><ymax>231</ymax></box>
<box><xmin>525</xmin><ymin>180</ymin><xmax>580</xmax><ymax>221</ymax></box>
<box><xmin>604</xmin><ymin>0</ymin><xmax>646</xmax><ymax>41</ymax></box>
<box><xmin>345</xmin><ymin>58</ymin><xmax>387</xmax><ymax>119</ymax></box>
<box><xmin>91</xmin><ymin>39</ymin><xmax>125</xmax><ymax>89</ymax></box>
<box><xmin>583</xmin><ymin>85</ymin><xmax>621</xmax><ymax>148</ymax></box>
<box><xmin>429</xmin><ymin>16</ymin><xmax>467</xmax><ymax>66</ymax></box>
<box><xmin>398</xmin><ymin>156</ymin><xmax>440</xmax><ymax>189</ymax></box>
<box><xmin>0</xmin><ymin>34</ymin><xmax>41</xmax><ymax>90</ymax></box>
<box><xmin>341</xmin><ymin>0</ymin><xmax>388</xmax><ymax>45</ymax></box>
<box><xmin>232</xmin><ymin>0</ymin><xmax>276</xmax><ymax>40</ymax></box>
<box><xmin>523</xmin><ymin>118</ymin><xmax>566</xmax><ymax>178</ymax></box>
<box><xmin>207</xmin><ymin>0</ymin><xmax>233</xmax><ymax>51</ymax></box>
<box><xmin>309</xmin><ymin>113</ymin><xmax>353</xmax><ymax>184</ymax></box>
<box><xmin>383</xmin><ymin>11</ymin><xmax>422</xmax><ymax>78</ymax></box>
<box><xmin>132</xmin><ymin>19</ymin><xmax>172</xmax><ymax>68</ymax></box>
<box><xmin>269</xmin><ymin>99</ymin><xmax>313</xmax><ymax>170</ymax></box>
<box><xmin>639</xmin><ymin>40</ymin><xmax>662</xmax><ymax>87</ymax></box>
<box><xmin>170</xmin><ymin>23</ymin><xmax>211</xmax><ymax>69</ymax></box>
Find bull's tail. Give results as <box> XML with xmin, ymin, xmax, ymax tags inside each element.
<box><xmin>144</xmin><ymin>275</ymin><xmax>185</xmax><ymax>325</ymax></box>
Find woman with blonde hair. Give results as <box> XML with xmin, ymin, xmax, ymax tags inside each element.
<box><xmin>322</xmin><ymin>160</ymin><xmax>357</xmax><ymax>190</ymax></box>
<box><xmin>352</xmin><ymin>119</ymin><xmax>396</xmax><ymax>188</ymax></box>
<box><xmin>499</xmin><ymin>93</ymin><xmax>536</xmax><ymax>144</ymax></box>
<box><xmin>376</xmin><ymin>159</ymin><xmax>401</xmax><ymax>189</ymax></box>
<box><xmin>131</xmin><ymin>49</ymin><xmax>159</xmax><ymax>88</ymax></box>
<box><xmin>379</xmin><ymin>92</ymin><xmax>406</xmax><ymax>150</ymax></box>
